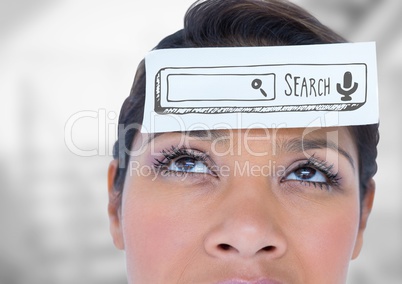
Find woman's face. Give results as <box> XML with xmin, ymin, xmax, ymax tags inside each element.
<box><xmin>108</xmin><ymin>127</ymin><xmax>374</xmax><ymax>284</ymax></box>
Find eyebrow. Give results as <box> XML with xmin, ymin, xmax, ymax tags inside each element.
<box><xmin>145</xmin><ymin>130</ymin><xmax>230</xmax><ymax>145</ymax></box>
<box><xmin>146</xmin><ymin>131</ymin><xmax>355</xmax><ymax>169</ymax></box>
<box><xmin>280</xmin><ymin>137</ymin><xmax>355</xmax><ymax>169</ymax></box>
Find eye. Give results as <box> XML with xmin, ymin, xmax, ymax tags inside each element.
<box><xmin>167</xmin><ymin>156</ymin><xmax>210</xmax><ymax>174</ymax></box>
<box><xmin>154</xmin><ymin>146</ymin><xmax>217</xmax><ymax>177</ymax></box>
<box><xmin>285</xmin><ymin>166</ymin><xmax>327</xmax><ymax>183</ymax></box>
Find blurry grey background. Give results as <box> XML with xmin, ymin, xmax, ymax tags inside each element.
<box><xmin>0</xmin><ymin>0</ymin><xmax>400</xmax><ymax>283</ymax></box>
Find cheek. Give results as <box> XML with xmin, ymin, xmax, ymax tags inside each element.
<box><xmin>294</xmin><ymin>204</ymin><xmax>360</xmax><ymax>281</ymax></box>
<box><xmin>120</xmin><ymin>190</ymin><xmax>202</xmax><ymax>282</ymax></box>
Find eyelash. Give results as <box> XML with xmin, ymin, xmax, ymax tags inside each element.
<box><xmin>153</xmin><ymin>147</ymin><xmax>340</xmax><ymax>190</ymax></box>
<box><xmin>153</xmin><ymin>146</ymin><xmax>214</xmax><ymax>176</ymax></box>
<box><xmin>284</xmin><ymin>156</ymin><xmax>341</xmax><ymax>190</ymax></box>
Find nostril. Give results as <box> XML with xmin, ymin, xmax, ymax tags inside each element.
<box><xmin>261</xmin><ymin>245</ymin><xmax>275</xmax><ymax>252</ymax></box>
<box><xmin>218</xmin><ymin>243</ymin><xmax>232</xmax><ymax>251</ymax></box>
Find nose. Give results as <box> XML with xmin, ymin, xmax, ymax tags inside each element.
<box><xmin>204</xmin><ymin>179</ymin><xmax>287</xmax><ymax>260</ymax></box>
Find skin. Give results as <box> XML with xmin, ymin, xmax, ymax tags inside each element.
<box><xmin>108</xmin><ymin>127</ymin><xmax>375</xmax><ymax>284</ymax></box>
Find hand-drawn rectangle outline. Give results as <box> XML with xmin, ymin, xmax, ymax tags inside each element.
<box><xmin>165</xmin><ymin>73</ymin><xmax>276</xmax><ymax>102</ymax></box>
<box><xmin>154</xmin><ymin>63</ymin><xmax>367</xmax><ymax>115</ymax></box>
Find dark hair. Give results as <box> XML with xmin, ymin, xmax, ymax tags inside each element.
<box><xmin>112</xmin><ymin>0</ymin><xmax>379</xmax><ymax>202</ymax></box>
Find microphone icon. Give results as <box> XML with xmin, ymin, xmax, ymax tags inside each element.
<box><xmin>337</xmin><ymin>71</ymin><xmax>358</xmax><ymax>101</ymax></box>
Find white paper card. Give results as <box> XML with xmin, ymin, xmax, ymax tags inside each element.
<box><xmin>142</xmin><ymin>42</ymin><xmax>378</xmax><ymax>133</ymax></box>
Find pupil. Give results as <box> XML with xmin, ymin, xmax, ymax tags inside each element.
<box><xmin>175</xmin><ymin>157</ymin><xmax>196</xmax><ymax>171</ymax></box>
<box><xmin>296</xmin><ymin>167</ymin><xmax>315</xmax><ymax>179</ymax></box>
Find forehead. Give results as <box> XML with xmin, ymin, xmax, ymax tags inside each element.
<box><xmin>141</xmin><ymin>127</ymin><xmax>353</xmax><ymax>144</ymax></box>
